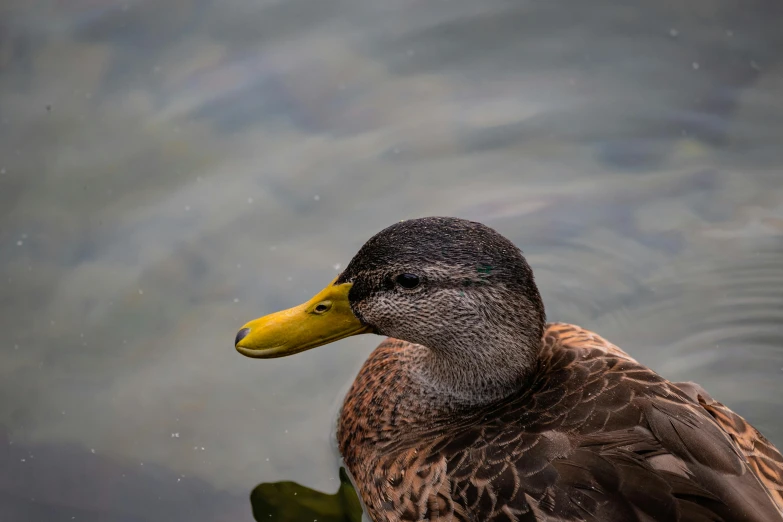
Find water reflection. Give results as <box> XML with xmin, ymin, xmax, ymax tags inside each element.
<box><xmin>1</xmin><ymin>0</ymin><xmax>783</xmax><ymax>520</ymax></box>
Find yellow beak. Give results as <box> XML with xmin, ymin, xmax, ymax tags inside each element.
<box><xmin>234</xmin><ymin>278</ymin><xmax>372</xmax><ymax>358</ymax></box>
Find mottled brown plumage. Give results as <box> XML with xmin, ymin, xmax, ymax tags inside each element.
<box><xmin>338</xmin><ymin>325</ymin><xmax>783</xmax><ymax>521</ymax></box>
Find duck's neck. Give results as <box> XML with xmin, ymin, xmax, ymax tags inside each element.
<box><xmin>410</xmin><ymin>322</ymin><xmax>542</xmax><ymax>410</ymax></box>
<box><xmin>337</xmin><ymin>328</ymin><xmax>543</xmax><ymax>466</ymax></box>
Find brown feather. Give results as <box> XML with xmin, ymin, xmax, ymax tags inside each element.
<box><xmin>338</xmin><ymin>324</ymin><xmax>783</xmax><ymax>522</ymax></box>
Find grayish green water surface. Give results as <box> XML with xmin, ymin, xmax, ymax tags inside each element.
<box><xmin>1</xmin><ymin>0</ymin><xmax>782</xmax><ymax>520</ymax></box>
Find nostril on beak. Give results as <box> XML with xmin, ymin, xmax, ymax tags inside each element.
<box><xmin>235</xmin><ymin>327</ymin><xmax>251</xmax><ymax>346</ymax></box>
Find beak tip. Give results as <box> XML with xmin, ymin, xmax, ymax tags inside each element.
<box><xmin>235</xmin><ymin>327</ymin><xmax>251</xmax><ymax>347</ymax></box>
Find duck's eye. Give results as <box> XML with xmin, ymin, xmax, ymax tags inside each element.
<box><xmin>395</xmin><ymin>273</ymin><xmax>420</xmax><ymax>289</ymax></box>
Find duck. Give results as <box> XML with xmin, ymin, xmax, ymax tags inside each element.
<box><xmin>234</xmin><ymin>216</ymin><xmax>783</xmax><ymax>522</ymax></box>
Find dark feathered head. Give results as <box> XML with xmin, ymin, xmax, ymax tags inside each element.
<box><xmin>235</xmin><ymin>217</ymin><xmax>545</xmax><ymax>389</ymax></box>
